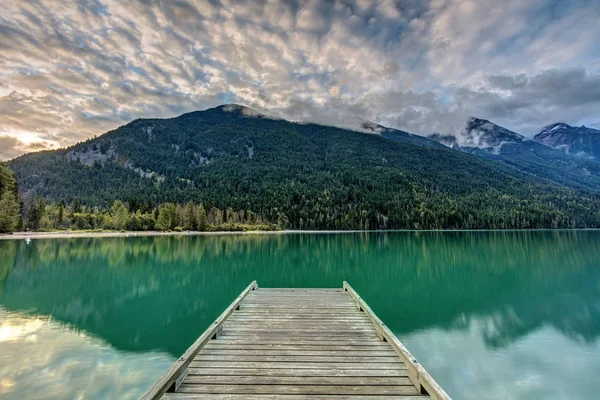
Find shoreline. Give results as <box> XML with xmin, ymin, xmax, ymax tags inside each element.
<box><xmin>1</xmin><ymin>228</ymin><xmax>599</xmax><ymax>240</ymax></box>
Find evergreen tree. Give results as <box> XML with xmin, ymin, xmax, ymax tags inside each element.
<box><xmin>111</xmin><ymin>200</ymin><xmax>129</xmax><ymax>230</ymax></box>
<box><xmin>183</xmin><ymin>202</ymin><xmax>198</xmax><ymax>230</ymax></box>
<box><xmin>126</xmin><ymin>210</ymin><xmax>143</xmax><ymax>230</ymax></box>
<box><xmin>26</xmin><ymin>196</ymin><xmax>45</xmax><ymax>230</ymax></box>
<box><xmin>0</xmin><ymin>192</ymin><xmax>20</xmax><ymax>233</ymax></box>
<box><xmin>197</xmin><ymin>203</ymin><xmax>208</xmax><ymax>231</ymax></box>
<box><xmin>71</xmin><ymin>198</ymin><xmax>81</xmax><ymax>214</ymax></box>
<box><xmin>58</xmin><ymin>201</ymin><xmax>65</xmax><ymax>228</ymax></box>
<box><xmin>156</xmin><ymin>203</ymin><xmax>176</xmax><ymax>230</ymax></box>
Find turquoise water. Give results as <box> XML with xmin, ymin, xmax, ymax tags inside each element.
<box><xmin>0</xmin><ymin>231</ymin><xmax>599</xmax><ymax>399</ymax></box>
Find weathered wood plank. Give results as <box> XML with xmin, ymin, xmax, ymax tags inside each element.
<box><xmin>243</xmin><ymin>298</ymin><xmax>350</xmax><ymax>302</ymax></box>
<box><xmin>226</xmin><ymin>318</ymin><xmax>372</xmax><ymax>323</ymax></box>
<box><xmin>203</xmin><ymin>340</ymin><xmax>393</xmax><ymax>352</ymax></box>
<box><xmin>187</xmin><ymin>367</ymin><xmax>409</xmax><ymax>377</ymax></box>
<box><xmin>183</xmin><ymin>375</ymin><xmax>414</xmax><ymax>386</ymax></box>
<box><xmin>208</xmin><ymin>339</ymin><xmax>386</xmax><ymax>346</ymax></box>
<box><xmin>221</xmin><ymin>328</ymin><xmax>375</xmax><ymax>334</ymax></box>
<box><xmin>244</xmin><ymin>294</ymin><xmax>348</xmax><ymax>297</ymax></box>
<box><xmin>188</xmin><ymin>361</ymin><xmax>407</xmax><ymax>370</ymax></box>
<box><xmin>194</xmin><ymin>354</ymin><xmax>401</xmax><ymax>363</ymax></box>
<box><xmin>215</xmin><ymin>334</ymin><xmax>380</xmax><ymax>341</ymax></box>
<box><xmin>177</xmin><ymin>384</ymin><xmax>420</xmax><ymax>395</ymax></box>
<box><xmin>242</xmin><ymin>300</ymin><xmax>352</xmax><ymax>304</ymax></box>
<box><xmin>240</xmin><ymin>296</ymin><xmax>353</xmax><ymax>299</ymax></box>
<box><xmin>240</xmin><ymin>307</ymin><xmax>357</xmax><ymax>310</ymax></box>
<box><xmin>141</xmin><ymin>281</ymin><xmax>258</xmax><ymax>400</ymax></box>
<box><xmin>222</xmin><ymin>325</ymin><xmax>375</xmax><ymax>331</ymax></box>
<box><xmin>223</xmin><ymin>325</ymin><xmax>375</xmax><ymax>331</ymax></box>
<box><xmin>228</xmin><ymin>316</ymin><xmax>360</xmax><ymax>322</ymax></box>
<box><xmin>163</xmin><ymin>395</ymin><xmax>429</xmax><ymax>400</ymax></box>
<box><xmin>243</xmin><ymin>295</ymin><xmax>350</xmax><ymax>299</ymax></box>
<box><xmin>227</xmin><ymin>319</ymin><xmax>372</xmax><ymax>324</ymax></box>
<box><xmin>199</xmin><ymin>349</ymin><xmax>397</xmax><ymax>357</ymax></box>
<box><xmin>219</xmin><ymin>332</ymin><xmax>377</xmax><ymax>339</ymax></box>
<box><xmin>228</xmin><ymin>315</ymin><xmax>370</xmax><ymax>320</ymax></box>
<box><xmin>254</xmin><ymin>288</ymin><xmax>344</xmax><ymax>292</ymax></box>
<box><xmin>232</xmin><ymin>309</ymin><xmax>362</xmax><ymax>314</ymax></box>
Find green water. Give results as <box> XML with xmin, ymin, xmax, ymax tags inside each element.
<box><xmin>0</xmin><ymin>231</ymin><xmax>599</xmax><ymax>399</ymax></box>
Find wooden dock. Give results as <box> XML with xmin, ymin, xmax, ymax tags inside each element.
<box><xmin>142</xmin><ymin>281</ymin><xmax>451</xmax><ymax>400</ymax></box>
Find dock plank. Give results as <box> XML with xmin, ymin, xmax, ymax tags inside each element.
<box><xmin>163</xmin><ymin>395</ymin><xmax>430</xmax><ymax>400</ymax></box>
<box><xmin>163</xmin><ymin>395</ymin><xmax>429</xmax><ymax>400</ymax></box>
<box><xmin>186</xmin><ymin>367</ymin><xmax>410</xmax><ymax>377</ymax></box>
<box><xmin>188</xmin><ymin>361</ymin><xmax>407</xmax><ymax>370</ymax></box>
<box><xmin>176</xmin><ymin>384</ymin><xmax>420</xmax><ymax>395</ymax></box>
<box><xmin>183</xmin><ymin>376</ymin><xmax>414</xmax><ymax>385</ymax></box>
<box><xmin>194</xmin><ymin>354</ymin><xmax>402</xmax><ymax>363</ymax></box>
<box><xmin>199</xmin><ymin>349</ymin><xmax>397</xmax><ymax>356</ymax></box>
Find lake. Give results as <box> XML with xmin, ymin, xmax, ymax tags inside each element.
<box><xmin>1</xmin><ymin>231</ymin><xmax>599</xmax><ymax>399</ymax></box>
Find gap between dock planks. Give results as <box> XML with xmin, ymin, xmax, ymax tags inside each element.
<box><xmin>141</xmin><ymin>282</ymin><xmax>451</xmax><ymax>400</ymax></box>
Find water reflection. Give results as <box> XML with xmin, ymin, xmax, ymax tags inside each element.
<box><xmin>402</xmin><ymin>320</ymin><xmax>600</xmax><ymax>400</ymax></box>
<box><xmin>0</xmin><ymin>231</ymin><xmax>599</xmax><ymax>398</ymax></box>
<box><xmin>0</xmin><ymin>307</ymin><xmax>172</xmax><ymax>400</ymax></box>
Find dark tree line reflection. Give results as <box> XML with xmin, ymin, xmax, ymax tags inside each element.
<box><xmin>0</xmin><ymin>230</ymin><xmax>599</xmax><ymax>356</ymax></box>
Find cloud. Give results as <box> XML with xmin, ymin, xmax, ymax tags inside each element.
<box><xmin>0</xmin><ymin>0</ymin><xmax>599</xmax><ymax>160</ymax></box>
<box><xmin>0</xmin><ymin>136</ymin><xmax>56</xmax><ymax>160</ymax></box>
<box><xmin>453</xmin><ymin>68</ymin><xmax>600</xmax><ymax>134</ymax></box>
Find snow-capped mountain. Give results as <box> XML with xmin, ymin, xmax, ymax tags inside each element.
<box><xmin>534</xmin><ymin>123</ymin><xmax>600</xmax><ymax>160</ymax></box>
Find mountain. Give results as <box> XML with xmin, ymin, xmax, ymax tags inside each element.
<box><xmin>429</xmin><ymin>117</ymin><xmax>528</xmax><ymax>153</ymax></box>
<box><xmin>7</xmin><ymin>105</ymin><xmax>600</xmax><ymax>229</ymax></box>
<box><xmin>534</xmin><ymin>123</ymin><xmax>600</xmax><ymax>160</ymax></box>
<box><xmin>428</xmin><ymin>117</ymin><xmax>600</xmax><ymax>192</ymax></box>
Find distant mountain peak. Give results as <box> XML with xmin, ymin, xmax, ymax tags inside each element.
<box><xmin>539</xmin><ymin>122</ymin><xmax>570</xmax><ymax>134</ymax></box>
<box><xmin>349</xmin><ymin>117</ymin><xmax>385</xmax><ymax>134</ymax></box>
<box><xmin>215</xmin><ymin>103</ymin><xmax>262</xmax><ymax>116</ymax></box>
<box><xmin>534</xmin><ymin>122</ymin><xmax>600</xmax><ymax>159</ymax></box>
<box><xmin>429</xmin><ymin>116</ymin><xmax>527</xmax><ymax>154</ymax></box>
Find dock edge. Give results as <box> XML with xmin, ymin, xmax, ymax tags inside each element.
<box><xmin>343</xmin><ymin>281</ymin><xmax>452</xmax><ymax>400</ymax></box>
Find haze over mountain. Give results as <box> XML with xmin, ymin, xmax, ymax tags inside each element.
<box><xmin>7</xmin><ymin>105</ymin><xmax>600</xmax><ymax>230</ymax></box>
<box><xmin>534</xmin><ymin>123</ymin><xmax>600</xmax><ymax>160</ymax></box>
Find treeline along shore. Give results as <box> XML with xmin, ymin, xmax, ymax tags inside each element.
<box><xmin>3</xmin><ymin>160</ymin><xmax>600</xmax><ymax>234</ymax></box>
<box><xmin>1</xmin><ymin>164</ymin><xmax>277</xmax><ymax>233</ymax></box>
<box><xmin>20</xmin><ymin>198</ymin><xmax>277</xmax><ymax>233</ymax></box>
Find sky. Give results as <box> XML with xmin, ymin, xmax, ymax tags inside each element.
<box><xmin>1</xmin><ymin>0</ymin><xmax>600</xmax><ymax>160</ymax></box>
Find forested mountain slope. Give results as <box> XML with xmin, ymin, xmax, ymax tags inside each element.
<box><xmin>8</xmin><ymin>105</ymin><xmax>600</xmax><ymax>229</ymax></box>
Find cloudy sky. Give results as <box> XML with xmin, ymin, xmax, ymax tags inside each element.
<box><xmin>1</xmin><ymin>0</ymin><xmax>600</xmax><ymax>160</ymax></box>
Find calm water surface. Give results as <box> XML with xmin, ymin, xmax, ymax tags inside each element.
<box><xmin>0</xmin><ymin>231</ymin><xmax>599</xmax><ymax>399</ymax></box>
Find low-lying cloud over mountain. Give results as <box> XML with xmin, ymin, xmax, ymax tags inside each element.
<box><xmin>1</xmin><ymin>0</ymin><xmax>600</xmax><ymax>160</ymax></box>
